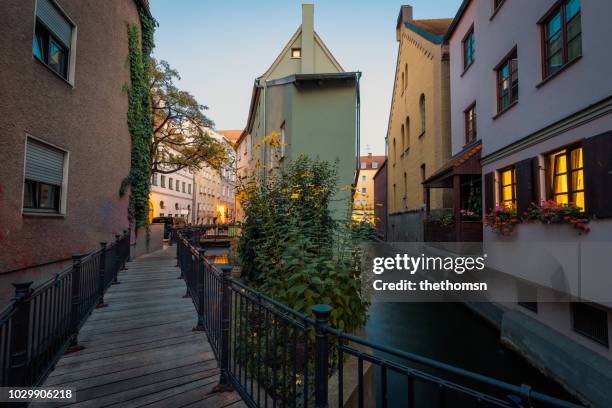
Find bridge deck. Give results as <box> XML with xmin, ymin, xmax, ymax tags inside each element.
<box><xmin>43</xmin><ymin>247</ymin><xmax>244</xmax><ymax>408</ymax></box>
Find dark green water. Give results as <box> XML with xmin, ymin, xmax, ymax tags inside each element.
<box><xmin>365</xmin><ymin>302</ymin><xmax>579</xmax><ymax>407</ymax></box>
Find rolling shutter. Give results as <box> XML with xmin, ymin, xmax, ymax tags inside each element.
<box><xmin>583</xmin><ymin>131</ymin><xmax>612</xmax><ymax>218</ymax></box>
<box><xmin>484</xmin><ymin>172</ymin><xmax>495</xmax><ymax>214</ymax></box>
<box><xmin>516</xmin><ymin>157</ymin><xmax>539</xmax><ymax>217</ymax></box>
<box><xmin>36</xmin><ymin>0</ymin><xmax>72</xmax><ymax>48</ymax></box>
<box><xmin>25</xmin><ymin>138</ymin><xmax>65</xmax><ymax>186</ymax></box>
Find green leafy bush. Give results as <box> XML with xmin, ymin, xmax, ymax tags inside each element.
<box><xmin>237</xmin><ymin>155</ymin><xmax>370</xmax><ymax>333</ymax></box>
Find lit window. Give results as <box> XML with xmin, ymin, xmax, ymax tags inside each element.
<box><xmin>541</xmin><ymin>0</ymin><xmax>581</xmax><ymax>78</ymax></box>
<box><xmin>291</xmin><ymin>48</ymin><xmax>302</xmax><ymax>58</ymax></box>
<box><xmin>499</xmin><ymin>167</ymin><xmax>517</xmax><ymax>209</ymax></box>
<box><xmin>547</xmin><ymin>146</ymin><xmax>584</xmax><ymax>210</ymax></box>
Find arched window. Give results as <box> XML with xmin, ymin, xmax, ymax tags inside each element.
<box><xmin>405</xmin><ymin>116</ymin><xmax>410</xmax><ymax>149</ymax></box>
<box><xmin>401</xmin><ymin>124</ymin><xmax>405</xmax><ymax>152</ymax></box>
<box><xmin>175</xmin><ymin>203</ymin><xmax>179</xmax><ymax>210</ymax></box>
<box><xmin>419</xmin><ymin>94</ymin><xmax>426</xmax><ymax>134</ymax></box>
<box><xmin>159</xmin><ymin>200</ymin><xmax>165</xmax><ymax>209</ymax></box>
<box><xmin>404</xmin><ymin>63</ymin><xmax>408</xmax><ymax>88</ymax></box>
<box><xmin>403</xmin><ymin>172</ymin><xmax>408</xmax><ymax>208</ymax></box>
<box><xmin>392</xmin><ymin>138</ymin><xmax>397</xmax><ymax>164</ymax></box>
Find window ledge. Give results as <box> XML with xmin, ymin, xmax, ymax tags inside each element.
<box><xmin>33</xmin><ymin>56</ymin><xmax>74</xmax><ymax>88</ymax></box>
<box><xmin>23</xmin><ymin>211</ymin><xmax>65</xmax><ymax>218</ymax></box>
<box><xmin>536</xmin><ymin>56</ymin><xmax>582</xmax><ymax>88</ymax></box>
<box><xmin>492</xmin><ymin>100</ymin><xmax>518</xmax><ymax>120</ymax></box>
<box><xmin>460</xmin><ymin>61</ymin><xmax>474</xmax><ymax>77</ymax></box>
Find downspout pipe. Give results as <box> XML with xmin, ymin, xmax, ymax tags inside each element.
<box><xmin>355</xmin><ymin>71</ymin><xmax>362</xmax><ymax>186</ymax></box>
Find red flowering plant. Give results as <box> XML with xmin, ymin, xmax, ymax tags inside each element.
<box><xmin>483</xmin><ymin>206</ymin><xmax>521</xmax><ymax>235</ymax></box>
<box><xmin>523</xmin><ymin>200</ymin><xmax>590</xmax><ymax>234</ymax></box>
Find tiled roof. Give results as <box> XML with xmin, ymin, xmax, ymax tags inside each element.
<box><xmin>218</xmin><ymin>130</ymin><xmax>242</xmax><ymax>143</ymax></box>
<box><xmin>359</xmin><ymin>155</ymin><xmax>386</xmax><ymax>170</ymax></box>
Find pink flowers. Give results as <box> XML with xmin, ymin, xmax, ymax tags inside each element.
<box><xmin>483</xmin><ymin>206</ymin><xmax>519</xmax><ymax>235</ymax></box>
<box><xmin>523</xmin><ymin>200</ymin><xmax>590</xmax><ymax>234</ymax></box>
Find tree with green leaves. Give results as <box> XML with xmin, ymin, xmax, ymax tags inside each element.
<box><xmin>149</xmin><ymin>59</ymin><xmax>228</xmax><ymax>174</ymax></box>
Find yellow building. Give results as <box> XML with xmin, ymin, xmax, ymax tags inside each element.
<box><xmin>386</xmin><ymin>5</ymin><xmax>452</xmax><ymax>241</ymax></box>
<box><xmin>353</xmin><ymin>154</ymin><xmax>385</xmax><ymax>223</ymax></box>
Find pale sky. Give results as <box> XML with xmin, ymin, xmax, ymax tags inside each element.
<box><xmin>149</xmin><ymin>0</ymin><xmax>462</xmax><ymax>156</ymax></box>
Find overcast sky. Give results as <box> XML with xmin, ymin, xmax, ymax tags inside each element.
<box><xmin>149</xmin><ymin>0</ymin><xmax>462</xmax><ymax>155</ymax></box>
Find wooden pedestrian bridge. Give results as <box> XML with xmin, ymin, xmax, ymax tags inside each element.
<box><xmin>0</xmin><ymin>226</ymin><xmax>582</xmax><ymax>407</ymax></box>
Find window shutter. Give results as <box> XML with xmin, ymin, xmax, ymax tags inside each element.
<box><xmin>516</xmin><ymin>157</ymin><xmax>539</xmax><ymax>218</ymax></box>
<box><xmin>484</xmin><ymin>172</ymin><xmax>494</xmax><ymax>213</ymax></box>
<box><xmin>25</xmin><ymin>138</ymin><xmax>65</xmax><ymax>186</ymax></box>
<box><xmin>584</xmin><ymin>131</ymin><xmax>612</xmax><ymax>218</ymax></box>
<box><xmin>36</xmin><ymin>0</ymin><xmax>72</xmax><ymax>47</ymax></box>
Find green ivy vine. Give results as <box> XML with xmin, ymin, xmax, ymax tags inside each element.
<box><xmin>122</xmin><ymin>10</ymin><xmax>155</xmax><ymax>231</ymax></box>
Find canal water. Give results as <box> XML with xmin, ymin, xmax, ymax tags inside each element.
<box><xmin>365</xmin><ymin>302</ymin><xmax>578</xmax><ymax>406</ymax></box>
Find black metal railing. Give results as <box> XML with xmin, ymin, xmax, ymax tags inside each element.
<box><xmin>176</xmin><ymin>232</ymin><xmax>581</xmax><ymax>408</ymax></box>
<box><xmin>0</xmin><ymin>230</ymin><xmax>130</xmax><ymax>388</ymax></box>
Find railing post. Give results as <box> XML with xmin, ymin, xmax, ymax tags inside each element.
<box><xmin>67</xmin><ymin>255</ymin><xmax>85</xmax><ymax>353</ymax></box>
<box><xmin>213</xmin><ymin>265</ymin><xmax>233</xmax><ymax>392</ymax></box>
<box><xmin>313</xmin><ymin>304</ymin><xmax>332</xmax><ymax>408</ymax></box>
<box><xmin>193</xmin><ymin>249</ymin><xmax>206</xmax><ymax>331</ymax></box>
<box><xmin>96</xmin><ymin>242</ymin><xmax>108</xmax><ymax>309</ymax></box>
<box><xmin>9</xmin><ymin>280</ymin><xmax>33</xmax><ymax>387</ymax></box>
<box><xmin>113</xmin><ymin>235</ymin><xmax>121</xmax><ymax>284</ymax></box>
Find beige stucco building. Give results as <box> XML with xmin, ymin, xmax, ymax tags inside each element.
<box><xmin>386</xmin><ymin>6</ymin><xmax>452</xmax><ymax>241</ymax></box>
<box><xmin>193</xmin><ymin>130</ymin><xmax>236</xmax><ymax>224</ymax></box>
<box><xmin>236</xmin><ymin>4</ymin><xmax>360</xmax><ymax>220</ymax></box>
<box><xmin>353</xmin><ymin>154</ymin><xmax>384</xmax><ymax>223</ymax></box>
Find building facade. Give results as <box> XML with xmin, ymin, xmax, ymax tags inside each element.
<box><xmin>149</xmin><ymin>165</ymin><xmax>195</xmax><ymax>222</ymax></box>
<box><xmin>193</xmin><ymin>129</ymin><xmax>236</xmax><ymax>224</ymax></box>
<box><xmin>446</xmin><ymin>0</ymin><xmax>612</xmax><ymax>404</ymax></box>
<box><xmin>386</xmin><ymin>6</ymin><xmax>453</xmax><ymax>241</ymax></box>
<box><xmin>373</xmin><ymin>159</ymin><xmax>388</xmax><ymax>240</ymax></box>
<box><xmin>0</xmin><ymin>0</ymin><xmax>150</xmax><ymax>274</ymax></box>
<box><xmin>236</xmin><ymin>4</ymin><xmax>360</xmax><ymax>220</ymax></box>
<box><xmin>353</xmin><ymin>154</ymin><xmax>384</xmax><ymax>223</ymax></box>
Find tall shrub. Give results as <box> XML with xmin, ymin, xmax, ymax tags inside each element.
<box><xmin>237</xmin><ymin>155</ymin><xmax>369</xmax><ymax>332</ymax></box>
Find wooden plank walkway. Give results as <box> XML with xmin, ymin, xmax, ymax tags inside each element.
<box><xmin>42</xmin><ymin>246</ymin><xmax>245</xmax><ymax>408</ymax></box>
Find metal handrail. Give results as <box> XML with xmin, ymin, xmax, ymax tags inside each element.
<box><xmin>175</xmin><ymin>230</ymin><xmax>583</xmax><ymax>408</ymax></box>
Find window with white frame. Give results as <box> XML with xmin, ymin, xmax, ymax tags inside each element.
<box><xmin>32</xmin><ymin>0</ymin><xmax>74</xmax><ymax>81</ymax></box>
<box><xmin>23</xmin><ymin>137</ymin><xmax>67</xmax><ymax>214</ymax></box>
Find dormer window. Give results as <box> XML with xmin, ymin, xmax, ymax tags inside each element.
<box><xmin>291</xmin><ymin>48</ymin><xmax>302</xmax><ymax>58</ymax></box>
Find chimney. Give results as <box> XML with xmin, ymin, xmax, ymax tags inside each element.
<box><xmin>301</xmin><ymin>3</ymin><xmax>315</xmax><ymax>74</ymax></box>
<box><xmin>396</xmin><ymin>5</ymin><xmax>413</xmax><ymax>41</ymax></box>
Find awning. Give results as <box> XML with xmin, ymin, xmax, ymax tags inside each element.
<box><xmin>424</xmin><ymin>141</ymin><xmax>482</xmax><ymax>188</ymax></box>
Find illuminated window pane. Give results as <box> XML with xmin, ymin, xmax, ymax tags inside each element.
<box><xmin>573</xmin><ymin>192</ymin><xmax>585</xmax><ymax>210</ymax></box>
<box><xmin>555</xmin><ymin>154</ymin><xmax>567</xmax><ymax>173</ymax></box>
<box><xmin>554</xmin><ymin>175</ymin><xmax>568</xmax><ymax>193</ymax></box>
<box><xmin>571</xmin><ymin>148</ymin><xmax>583</xmax><ymax>169</ymax></box>
<box><xmin>571</xmin><ymin>169</ymin><xmax>583</xmax><ymax>191</ymax></box>
<box><xmin>556</xmin><ymin>193</ymin><xmax>569</xmax><ymax>205</ymax></box>
<box><xmin>502</xmin><ymin>170</ymin><xmax>512</xmax><ymax>185</ymax></box>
